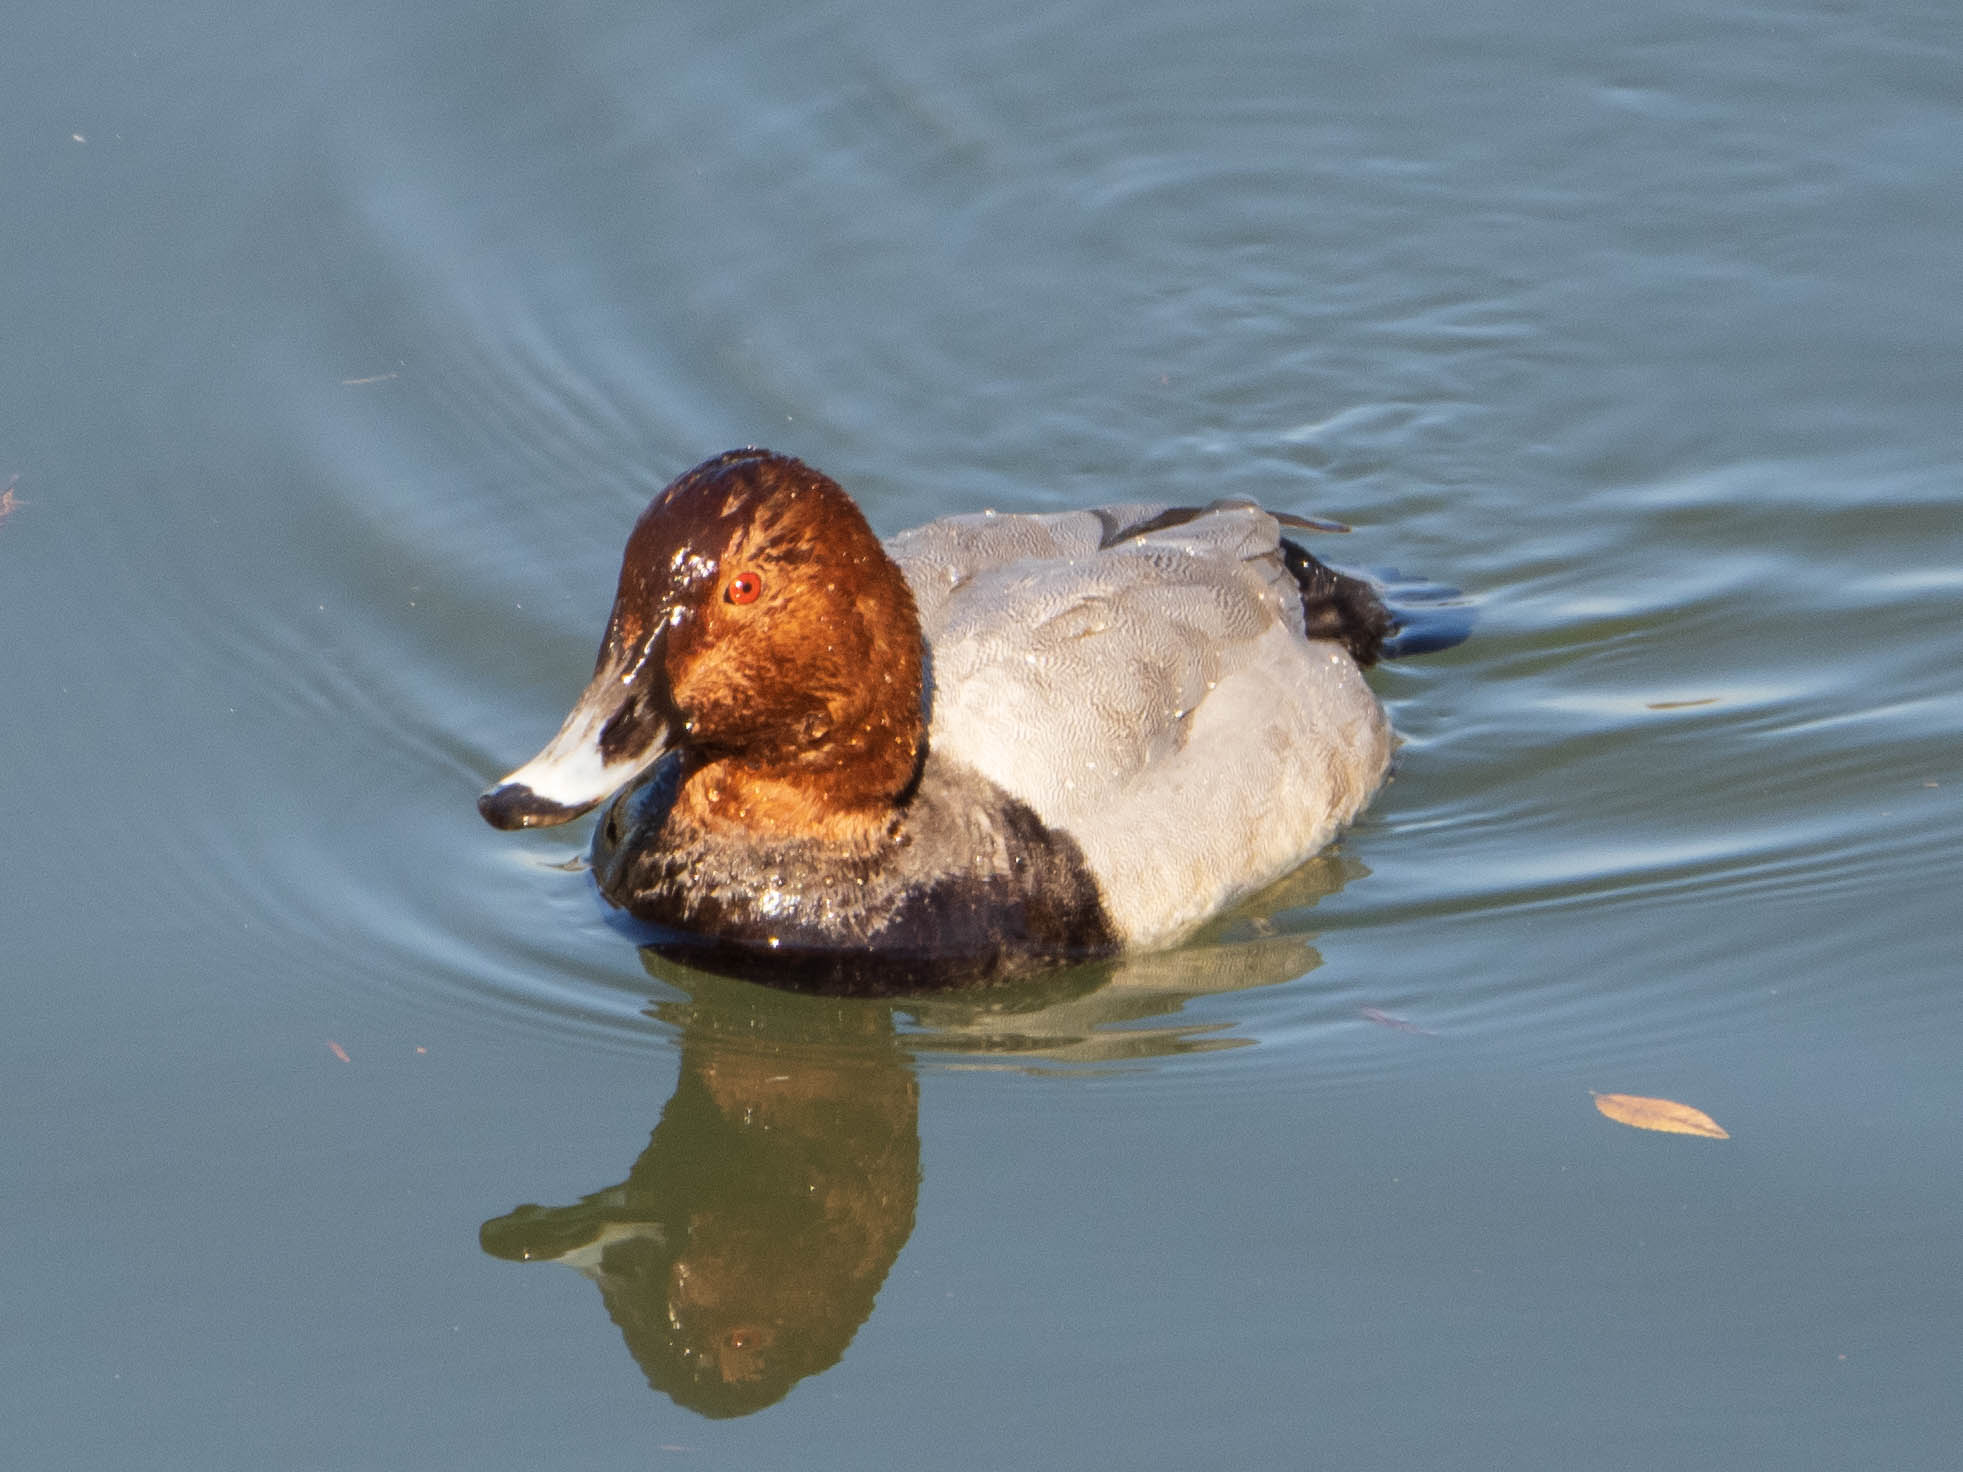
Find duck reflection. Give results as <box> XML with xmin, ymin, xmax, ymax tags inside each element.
<box><xmin>482</xmin><ymin>851</ymin><xmax>1361</xmax><ymax>1417</ymax></box>
<box><xmin>481</xmin><ymin>991</ymin><xmax>918</xmax><ymax>1418</ymax></box>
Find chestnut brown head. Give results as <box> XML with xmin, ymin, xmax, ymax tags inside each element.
<box><xmin>479</xmin><ymin>450</ymin><xmax>925</xmax><ymax>833</ymax></box>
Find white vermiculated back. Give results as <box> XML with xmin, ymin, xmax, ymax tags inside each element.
<box><xmin>888</xmin><ymin>501</ymin><xmax>1392</xmax><ymax>946</ymax></box>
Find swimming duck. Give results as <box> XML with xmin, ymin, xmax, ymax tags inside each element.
<box><xmin>480</xmin><ymin>448</ymin><xmax>1414</xmax><ymax>992</ymax></box>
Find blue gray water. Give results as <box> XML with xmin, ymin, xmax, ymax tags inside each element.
<box><xmin>5</xmin><ymin>1</ymin><xmax>1961</xmax><ymax>1467</ymax></box>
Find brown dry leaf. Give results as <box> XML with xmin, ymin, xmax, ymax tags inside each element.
<box><xmin>1591</xmin><ymin>1091</ymin><xmax>1728</xmax><ymax>1139</ymax></box>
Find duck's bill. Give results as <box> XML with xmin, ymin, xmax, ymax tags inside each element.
<box><xmin>477</xmin><ymin>672</ymin><xmax>673</xmax><ymax>830</ymax></box>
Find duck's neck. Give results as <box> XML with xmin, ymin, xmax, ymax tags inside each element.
<box><xmin>672</xmin><ymin>702</ymin><xmax>926</xmax><ymax>847</ymax></box>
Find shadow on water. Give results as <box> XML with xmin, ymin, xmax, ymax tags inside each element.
<box><xmin>480</xmin><ymin>852</ymin><xmax>1360</xmax><ymax>1415</ymax></box>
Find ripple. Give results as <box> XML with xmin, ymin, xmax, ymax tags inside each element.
<box><xmin>114</xmin><ymin>2</ymin><xmax>1962</xmax><ymax>1088</ymax></box>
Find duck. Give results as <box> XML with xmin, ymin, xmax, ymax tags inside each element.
<box><xmin>479</xmin><ymin>448</ymin><xmax>1426</xmax><ymax>993</ymax></box>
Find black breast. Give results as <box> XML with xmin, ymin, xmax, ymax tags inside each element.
<box><xmin>592</xmin><ymin>756</ymin><xmax>1117</xmax><ymax>994</ymax></box>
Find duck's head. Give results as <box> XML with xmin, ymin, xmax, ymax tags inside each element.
<box><xmin>478</xmin><ymin>450</ymin><xmax>925</xmax><ymax>837</ymax></box>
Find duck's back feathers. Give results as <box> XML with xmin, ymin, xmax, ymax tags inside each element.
<box><xmin>887</xmin><ymin>499</ymin><xmax>1393</xmax><ymax>947</ymax></box>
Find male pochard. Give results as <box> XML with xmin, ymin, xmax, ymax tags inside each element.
<box><xmin>480</xmin><ymin>449</ymin><xmax>1422</xmax><ymax>992</ymax></box>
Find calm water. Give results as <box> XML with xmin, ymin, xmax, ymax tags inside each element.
<box><xmin>6</xmin><ymin>1</ymin><xmax>1961</xmax><ymax>1466</ymax></box>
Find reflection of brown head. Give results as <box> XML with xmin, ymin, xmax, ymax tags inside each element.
<box><xmin>481</xmin><ymin>1003</ymin><xmax>919</xmax><ymax>1418</ymax></box>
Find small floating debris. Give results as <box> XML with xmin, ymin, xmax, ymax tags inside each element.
<box><xmin>1359</xmin><ymin>1006</ymin><xmax>1436</xmax><ymax>1036</ymax></box>
<box><xmin>1591</xmin><ymin>1091</ymin><xmax>1728</xmax><ymax>1139</ymax></box>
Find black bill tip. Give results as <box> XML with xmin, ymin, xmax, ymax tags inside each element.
<box><xmin>477</xmin><ymin>781</ymin><xmax>586</xmax><ymax>830</ymax></box>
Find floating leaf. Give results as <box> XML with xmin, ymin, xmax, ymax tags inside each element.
<box><xmin>1591</xmin><ymin>1091</ymin><xmax>1728</xmax><ymax>1139</ymax></box>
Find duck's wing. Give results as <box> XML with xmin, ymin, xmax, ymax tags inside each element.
<box><xmin>887</xmin><ymin>501</ymin><xmax>1392</xmax><ymax>947</ymax></box>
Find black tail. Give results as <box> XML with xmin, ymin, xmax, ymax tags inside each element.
<box><xmin>1281</xmin><ymin>540</ymin><xmax>1471</xmax><ymax>667</ymax></box>
<box><xmin>1281</xmin><ymin>539</ymin><xmax>1397</xmax><ymax>667</ymax></box>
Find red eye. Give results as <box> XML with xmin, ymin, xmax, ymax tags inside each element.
<box><xmin>726</xmin><ymin>571</ymin><xmax>763</xmax><ymax>605</ymax></box>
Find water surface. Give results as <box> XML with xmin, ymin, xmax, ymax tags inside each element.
<box><xmin>5</xmin><ymin>1</ymin><xmax>1961</xmax><ymax>1467</ymax></box>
